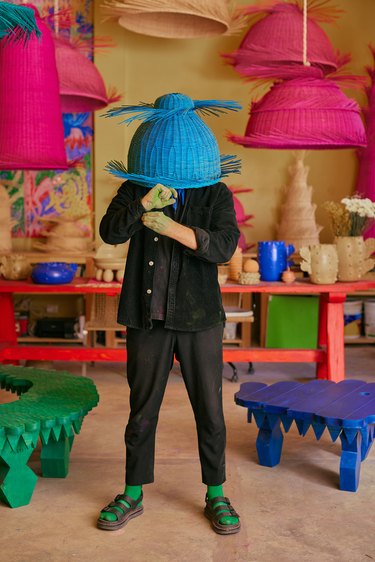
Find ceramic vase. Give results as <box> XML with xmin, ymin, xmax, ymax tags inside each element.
<box><xmin>334</xmin><ymin>236</ymin><xmax>375</xmax><ymax>282</ymax></box>
<box><xmin>258</xmin><ymin>240</ymin><xmax>295</xmax><ymax>281</ymax></box>
<box><xmin>300</xmin><ymin>244</ymin><xmax>338</xmax><ymax>284</ymax></box>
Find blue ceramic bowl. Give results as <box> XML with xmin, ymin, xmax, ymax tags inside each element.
<box><xmin>31</xmin><ymin>262</ymin><xmax>78</xmax><ymax>284</ymax></box>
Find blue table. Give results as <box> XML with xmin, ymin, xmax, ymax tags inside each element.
<box><xmin>235</xmin><ymin>380</ymin><xmax>375</xmax><ymax>492</ymax></box>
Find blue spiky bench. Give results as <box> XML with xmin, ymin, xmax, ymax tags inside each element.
<box><xmin>235</xmin><ymin>380</ymin><xmax>375</xmax><ymax>492</ymax></box>
<box><xmin>0</xmin><ymin>365</ymin><xmax>99</xmax><ymax>508</ymax></box>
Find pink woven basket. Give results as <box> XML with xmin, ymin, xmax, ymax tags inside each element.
<box><xmin>229</xmin><ymin>77</ymin><xmax>367</xmax><ymax>149</ymax></box>
<box><xmin>0</xmin><ymin>5</ymin><xmax>67</xmax><ymax>170</ymax></box>
<box><xmin>55</xmin><ymin>38</ymin><xmax>113</xmax><ymax>113</ymax></box>
<box><xmin>223</xmin><ymin>2</ymin><xmax>339</xmax><ymax>79</ymax></box>
<box><xmin>356</xmin><ymin>46</ymin><xmax>375</xmax><ymax>238</ymax></box>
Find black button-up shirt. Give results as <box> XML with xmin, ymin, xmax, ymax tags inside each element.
<box><xmin>99</xmin><ymin>181</ymin><xmax>240</xmax><ymax>332</ymax></box>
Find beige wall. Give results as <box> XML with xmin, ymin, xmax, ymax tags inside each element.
<box><xmin>93</xmin><ymin>0</ymin><xmax>375</xmax><ymax>246</ymax></box>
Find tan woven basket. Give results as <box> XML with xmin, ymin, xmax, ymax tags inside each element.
<box><xmin>238</xmin><ymin>272</ymin><xmax>261</xmax><ymax>285</ymax></box>
<box><xmin>85</xmin><ymin>294</ymin><xmax>123</xmax><ymax>330</ymax></box>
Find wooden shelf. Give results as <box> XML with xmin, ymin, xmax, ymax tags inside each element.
<box><xmin>226</xmin><ymin>317</ymin><xmax>253</xmax><ymax>323</ymax></box>
<box><xmin>344</xmin><ymin>337</ymin><xmax>375</xmax><ymax>345</ymax></box>
<box><xmin>17</xmin><ymin>336</ymin><xmax>83</xmax><ymax>344</ymax></box>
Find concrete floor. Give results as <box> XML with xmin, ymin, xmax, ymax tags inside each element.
<box><xmin>1</xmin><ymin>346</ymin><xmax>374</xmax><ymax>562</ymax></box>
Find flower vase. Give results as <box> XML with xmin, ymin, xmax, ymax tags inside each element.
<box><xmin>334</xmin><ymin>236</ymin><xmax>375</xmax><ymax>282</ymax></box>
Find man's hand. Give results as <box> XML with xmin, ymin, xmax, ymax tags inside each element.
<box><xmin>141</xmin><ymin>212</ymin><xmax>175</xmax><ymax>236</ymax></box>
<box><xmin>141</xmin><ymin>212</ymin><xmax>198</xmax><ymax>250</ymax></box>
<box><xmin>141</xmin><ymin>184</ymin><xmax>177</xmax><ymax>211</ymax></box>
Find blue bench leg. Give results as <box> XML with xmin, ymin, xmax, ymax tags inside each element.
<box><xmin>256</xmin><ymin>415</ymin><xmax>284</xmax><ymax>467</ymax></box>
<box><xmin>361</xmin><ymin>426</ymin><xmax>374</xmax><ymax>461</ymax></box>
<box><xmin>339</xmin><ymin>431</ymin><xmax>362</xmax><ymax>492</ymax></box>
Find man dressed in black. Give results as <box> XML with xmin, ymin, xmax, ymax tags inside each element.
<box><xmin>97</xmin><ymin>93</ymin><xmax>242</xmax><ymax>535</ymax></box>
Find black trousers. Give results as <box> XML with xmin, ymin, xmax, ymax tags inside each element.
<box><xmin>124</xmin><ymin>321</ymin><xmax>226</xmax><ymax>486</ymax></box>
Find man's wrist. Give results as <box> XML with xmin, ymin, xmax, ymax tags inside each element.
<box><xmin>141</xmin><ymin>197</ymin><xmax>153</xmax><ymax>211</ymax></box>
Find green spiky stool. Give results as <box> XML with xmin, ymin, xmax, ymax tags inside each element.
<box><xmin>0</xmin><ymin>366</ymin><xmax>99</xmax><ymax>508</ymax></box>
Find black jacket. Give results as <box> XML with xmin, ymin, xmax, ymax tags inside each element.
<box><xmin>99</xmin><ymin>181</ymin><xmax>240</xmax><ymax>331</ymax></box>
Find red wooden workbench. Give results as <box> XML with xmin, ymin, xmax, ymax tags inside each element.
<box><xmin>0</xmin><ymin>278</ymin><xmax>374</xmax><ymax>381</ymax></box>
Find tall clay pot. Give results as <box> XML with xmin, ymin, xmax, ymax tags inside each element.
<box><xmin>334</xmin><ymin>236</ymin><xmax>375</xmax><ymax>282</ymax></box>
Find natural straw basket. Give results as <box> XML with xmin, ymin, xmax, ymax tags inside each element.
<box><xmin>102</xmin><ymin>0</ymin><xmax>245</xmax><ymax>39</ymax></box>
<box><xmin>86</xmin><ymin>294</ymin><xmax>123</xmax><ymax>330</ymax></box>
<box><xmin>229</xmin><ymin>77</ymin><xmax>367</xmax><ymax>150</ymax></box>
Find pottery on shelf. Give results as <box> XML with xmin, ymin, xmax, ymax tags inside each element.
<box><xmin>31</xmin><ymin>262</ymin><xmax>78</xmax><ymax>284</ymax></box>
<box><xmin>281</xmin><ymin>269</ymin><xmax>296</xmax><ymax>284</ymax></box>
<box><xmin>229</xmin><ymin>246</ymin><xmax>243</xmax><ymax>281</ymax></box>
<box><xmin>243</xmin><ymin>259</ymin><xmax>259</xmax><ymax>273</ymax></box>
<box><xmin>0</xmin><ymin>254</ymin><xmax>32</xmax><ymax>280</ymax></box>
<box><xmin>94</xmin><ymin>242</ymin><xmax>128</xmax><ymax>283</ymax></box>
<box><xmin>300</xmin><ymin>244</ymin><xmax>338</xmax><ymax>284</ymax></box>
<box><xmin>217</xmin><ymin>264</ymin><xmax>229</xmax><ymax>285</ymax></box>
<box><xmin>33</xmin><ymin>214</ymin><xmax>93</xmax><ymax>254</ymax></box>
<box><xmin>334</xmin><ymin>236</ymin><xmax>375</xmax><ymax>282</ymax></box>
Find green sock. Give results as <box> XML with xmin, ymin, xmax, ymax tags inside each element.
<box><xmin>99</xmin><ymin>484</ymin><xmax>143</xmax><ymax>522</ymax></box>
<box><xmin>207</xmin><ymin>485</ymin><xmax>239</xmax><ymax>526</ymax></box>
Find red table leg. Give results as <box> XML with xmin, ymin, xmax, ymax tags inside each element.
<box><xmin>0</xmin><ymin>294</ymin><xmax>17</xmax><ymax>363</ymax></box>
<box><xmin>317</xmin><ymin>293</ymin><xmax>346</xmax><ymax>382</ymax></box>
<box><xmin>317</xmin><ymin>294</ymin><xmax>328</xmax><ymax>379</ymax></box>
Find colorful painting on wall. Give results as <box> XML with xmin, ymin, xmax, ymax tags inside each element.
<box><xmin>1</xmin><ymin>0</ymin><xmax>93</xmax><ymax>238</ymax></box>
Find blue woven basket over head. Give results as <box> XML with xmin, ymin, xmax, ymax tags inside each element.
<box><xmin>104</xmin><ymin>92</ymin><xmax>242</xmax><ymax>189</ymax></box>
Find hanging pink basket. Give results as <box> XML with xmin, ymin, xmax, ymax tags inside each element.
<box><xmin>0</xmin><ymin>5</ymin><xmax>67</xmax><ymax>170</ymax></box>
<box><xmin>229</xmin><ymin>77</ymin><xmax>367</xmax><ymax>149</ymax></box>
<box><xmin>54</xmin><ymin>38</ymin><xmax>114</xmax><ymax>112</ymax></box>
<box><xmin>223</xmin><ymin>2</ymin><xmax>339</xmax><ymax>80</ymax></box>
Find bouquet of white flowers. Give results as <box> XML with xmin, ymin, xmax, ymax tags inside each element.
<box><xmin>323</xmin><ymin>195</ymin><xmax>375</xmax><ymax>237</ymax></box>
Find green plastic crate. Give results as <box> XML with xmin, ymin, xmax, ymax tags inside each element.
<box><xmin>266</xmin><ymin>295</ymin><xmax>319</xmax><ymax>349</ymax></box>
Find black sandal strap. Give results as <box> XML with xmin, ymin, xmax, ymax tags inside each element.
<box><xmin>101</xmin><ymin>492</ymin><xmax>143</xmax><ymax>517</ymax></box>
<box><xmin>205</xmin><ymin>495</ymin><xmax>240</xmax><ymax>520</ymax></box>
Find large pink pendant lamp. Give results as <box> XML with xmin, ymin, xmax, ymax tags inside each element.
<box><xmin>229</xmin><ymin>75</ymin><xmax>367</xmax><ymax>149</ymax></box>
<box><xmin>229</xmin><ymin>0</ymin><xmax>367</xmax><ymax>150</ymax></box>
<box><xmin>223</xmin><ymin>1</ymin><xmax>342</xmax><ymax>81</ymax></box>
<box><xmin>0</xmin><ymin>4</ymin><xmax>67</xmax><ymax>170</ymax></box>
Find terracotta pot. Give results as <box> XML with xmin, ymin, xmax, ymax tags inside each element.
<box><xmin>334</xmin><ymin>236</ymin><xmax>375</xmax><ymax>282</ymax></box>
<box><xmin>229</xmin><ymin>247</ymin><xmax>243</xmax><ymax>281</ymax></box>
<box><xmin>300</xmin><ymin>244</ymin><xmax>338</xmax><ymax>284</ymax></box>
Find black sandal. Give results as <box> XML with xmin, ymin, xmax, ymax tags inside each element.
<box><xmin>97</xmin><ymin>492</ymin><xmax>144</xmax><ymax>531</ymax></box>
<box><xmin>204</xmin><ymin>495</ymin><xmax>241</xmax><ymax>535</ymax></box>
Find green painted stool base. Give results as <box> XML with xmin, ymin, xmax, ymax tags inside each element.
<box><xmin>0</xmin><ymin>365</ymin><xmax>99</xmax><ymax>507</ymax></box>
<box><xmin>41</xmin><ymin>434</ymin><xmax>74</xmax><ymax>478</ymax></box>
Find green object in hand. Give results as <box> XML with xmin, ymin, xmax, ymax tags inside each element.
<box><xmin>142</xmin><ymin>184</ymin><xmax>177</xmax><ymax>211</ymax></box>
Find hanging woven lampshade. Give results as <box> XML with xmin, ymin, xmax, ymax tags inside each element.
<box><xmin>102</xmin><ymin>0</ymin><xmax>244</xmax><ymax>39</ymax></box>
<box><xmin>223</xmin><ymin>2</ymin><xmax>341</xmax><ymax>80</ymax></box>
<box><xmin>229</xmin><ymin>77</ymin><xmax>367</xmax><ymax>149</ymax></box>
<box><xmin>54</xmin><ymin>38</ymin><xmax>119</xmax><ymax>112</ymax></box>
<box><xmin>0</xmin><ymin>5</ymin><xmax>67</xmax><ymax>170</ymax></box>
<box><xmin>0</xmin><ymin>1</ymin><xmax>40</xmax><ymax>41</ymax></box>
